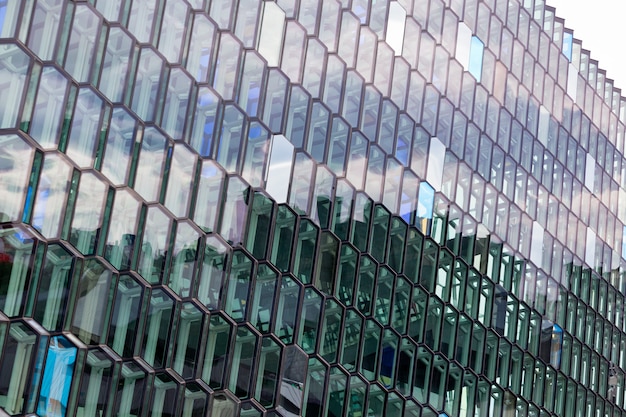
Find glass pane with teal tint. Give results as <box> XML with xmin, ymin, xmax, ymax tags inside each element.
<box><xmin>250</xmin><ymin>264</ymin><xmax>278</xmax><ymax>334</ymax></box>
<box><xmin>99</xmin><ymin>27</ymin><xmax>133</xmax><ymax>103</ymax></box>
<box><xmin>31</xmin><ymin>243</ymin><xmax>73</xmax><ymax>331</ymax></box>
<box><xmin>0</xmin><ymin>134</ymin><xmax>34</xmax><ymax>223</ymax></box>
<box><xmin>277</xmin><ymin>345</ymin><xmax>307</xmax><ymax>416</ymax></box>
<box><xmin>65</xmin><ymin>87</ymin><xmax>104</xmax><ymax>168</ymax></box>
<box><xmin>294</xmin><ymin>219</ymin><xmax>318</xmax><ymax>284</ymax></box>
<box><xmin>327</xmin><ymin>366</ymin><xmax>347</xmax><ymax>417</ymax></box>
<box><xmin>0</xmin><ymin>322</ymin><xmax>41</xmax><ymax>414</ymax></box>
<box><xmin>320</xmin><ymin>298</ymin><xmax>342</xmax><ymax>363</ymax></box>
<box><xmin>314</xmin><ymin>231</ymin><xmax>340</xmax><ymax>296</ymax></box>
<box><xmin>298</xmin><ymin>288</ymin><xmax>322</xmax><ymax>354</ymax></box>
<box><xmin>71</xmin><ymin>258</ymin><xmax>115</xmax><ymax>344</ymax></box>
<box><xmin>275</xmin><ymin>275</ymin><xmax>300</xmax><ymax>344</ymax></box>
<box><xmin>181</xmin><ymin>382</ymin><xmax>209</xmax><ymax>417</ymax></box>
<box><xmin>138</xmin><ymin>206</ymin><xmax>172</xmax><ymax>284</ymax></box>
<box><xmin>113</xmin><ymin>361</ymin><xmax>148</xmax><ymax>417</ymax></box>
<box><xmin>202</xmin><ymin>314</ymin><xmax>232</xmax><ymax>389</ymax></box>
<box><xmin>167</xmin><ymin>221</ymin><xmax>200</xmax><ymax>298</ymax></box>
<box><xmin>28</xmin><ymin>66</ymin><xmax>68</xmax><ymax>148</ymax></box>
<box><xmin>356</xmin><ymin>255</ymin><xmax>376</xmax><ymax>316</ymax></box>
<box><xmin>229</xmin><ymin>326</ymin><xmax>257</xmax><ymax>398</ymax></box>
<box><xmin>101</xmin><ymin>107</ymin><xmax>137</xmax><ymax>185</ymax></box>
<box><xmin>245</xmin><ymin>192</ymin><xmax>273</xmax><ymax>259</ymax></box>
<box><xmin>173</xmin><ymin>302</ymin><xmax>205</xmax><ymax>378</ymax></box>
<box><xmin>104</xmin><ymin>189</ymin><xmax>141</xmax><ymax>270</ymax></box>
<box><xmin>108</xmin><ymin>274</ymin><xmax>144</xmax><ymax>358</ymax></box>
<box><xmin>225</xmin><ymin>250</ymin><xmax>254</xmax><ymax>321</ymax></box>
<box><xmin>0</xmin><ymin>227</ymin><xmax>34</xmax><ymax>317</ymax></box>
<box><xmin>197</xmin><ymin>235</ymin><xmax>228</xmax><ymax>310</ymax></box>
<box><xmin>347</xmin><ymin>375</ymin><xmax>366</xmax><ymax>417</ymax></box>
<box><xmin>270</xmin><ymin>205</ymin><xmax>296</xmax><ymax>271</ymax></box>
<box><xmin>37</xmin><ymin>336</ymin><xmax>78</xmax><ymax>417</ymax></box>
<box><xmin>141</xmin><ymin>288</ymin><xmax>174</xmax><ymax>369</ymax></box>
<box><xmin>255</xmin><ymin>336</ymin><xmax>281</xmax><ymax>407</ymax></box>
<box><xmin>0</xmin><ymin>44</ymin><xmax>30</xmax><ymax>128</ymax></box>
<box><xmin>75</xmin><ymin>348</ymin><xmax>114</xmax><ymax>417</ymax></box>
<box><xmin>150</xmin><ymin>372</ymin><xmax>180</xmax><ymax>417</ymax></box>
<box><xmin>340</xmin><ymin>308</ymin><xmax>363</xmax><ymax>372</ymax></box>
<box><xmin>312</xmin><ymin>166</ymin><xmax>334</xmax><ymax>228</ymax></box>
<box><xmin>351</xmin><ymin>193</ymin><xmax>371</xmax><ymax>252</ymax></box>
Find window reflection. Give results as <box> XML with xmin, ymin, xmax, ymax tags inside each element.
<box><xmin>37</xmin><ymin>336</ymin><xmax>77</xmax><ymax>417</ymax></box>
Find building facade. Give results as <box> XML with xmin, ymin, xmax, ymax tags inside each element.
<box><xmin>1</xmin><ymin>0</ymin><xmax>626</xmax><ymax>416</ymax></box>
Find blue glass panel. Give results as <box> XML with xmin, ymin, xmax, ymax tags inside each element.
<box><xmin>468</xmin><ymin>36</ymin><xmax>484</xmax><ymax>80</ymax></box>
<box><xmin>37</xmin><ymin>336</ymin><xmax>77</xmax><ymax>417</ymax></box>
<box><xmin>0</xmin><ymin>0</ymin><xmax>7</xmax><ymax>36</ymax></box>
<box><xmin>562</xmin><ymin>32</ymin><xmax>573</xmax><ymax>62</ymax></box>
<box><xmin>551</xmin><ymin>323</ymin><xmax>563</xmax><ymax>369</ymax></box>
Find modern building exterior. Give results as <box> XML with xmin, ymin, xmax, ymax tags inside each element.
<box><xmin>1</xmin><ymin>0</ymin><xmax>626</xmax><ymax>416</ymax></box>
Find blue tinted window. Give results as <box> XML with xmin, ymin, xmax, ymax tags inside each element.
<box><xmin>469</xmin><ymin>36</ymin><xmax>484</xmax><ymax>80</ymax></box>
<box><xmin>562</xmin><ymin>32</ymin><xmax>573</xmax><ymax>62</ymax></box>
<box><xmin>38</xmin><ymin>336</ymin><xmax>77</xmax><ymax>417</ymax></box>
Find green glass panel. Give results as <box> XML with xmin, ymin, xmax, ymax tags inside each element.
<box><xmin>314</xmin><ymin>232</ymin><xmax>339</xmax><ymax>295</ymax></box>
<box><xmin>347</xmin><ymin>375</ymin><xmax>366</xmax><ymax>417</ymax></box>
<box><xmin>368</xmin><ymin>383</ymin><xmax>386</xmax><ymax>417</ymax></box>
<box><xmin>297</xmin><ymin>288</ymin><xmax>322</xmax><ymax>354</ymax></box>
<box><xmin>69</xmin><ymin>172</ymin><xmax>107</xmax><ymax>255</ymax></box>
<box><xmin>360</xmin><ymin>319</ymin><xmax>381</xmax><ymax>382</ymax></box>
<box><xmin>335</xmin><ymin>244</ymin><xmax>357</xmax><ymax>306</ymax></box>
<box><xmin>108</xmin><ymin>274</ymin><xmax>144</xmax><ymax>358</ymax></box>
<box><xmin>149</xmin><ymin>372</ymin><xmax>179</xmax><ymax>417</ymax></box>
<box><xmin>140</xmin><ymin>288</ymin><xmax>174</xmax><ymax>369</ymax></box>
<box><xmin>356</xmin><ymin>255</ymin><xmax>376</xmax><ymax>316</ymax></box>
<box><xmin>197</xmin><ymin>235</ymin><xmax>228</xmax><ymax>310</ymax></box>
<box><xmin>173</xmin><ymin>302</ymin><xmax>204</xmax><ymax>379</ymax></box>
<box><xmin>113</xmin><ymin>361</ymin><xmax>148</xmax><ymax>417</ymax></box>
<box><xmin>224</xmin><ymin>250</ymin><xmax>254</xmax><ymax>322</ymax></box>
<box><xmin>303</xmin><ymin>358</ymin><xmax>326</xmax><ymax>417</ymax></box>
<box><xmin>270</xmin><ymin>205</ymin><xmax>296</xmax><ymax>272</ymax></box>
<box><xmin>202</xmin><ymin>314</ymin><xmax>232</xmax><ymax>389</ymax></box>
<box><xmin>408</xmin><ymin>286</ymin><xmax>427</xmax><ymax>344</ymax></box>
<box><xmin>71</xmin><ymin>258</ymin><xmax>115</xmax><ymax>344</ymax></box>
<box><xmin>327</xmin><ymin>367</ymin><xmax>347</xmax><ymax>417</ymax></box>
<box><xmin>391</xmin><ymin>276</ymin><xmax>410</xmax><ymax>333</ymax></box>
<box><xmin>181</xmin><ymin>382</ymin><xmax>209</xmax><ymax>417</ymax></box>
<box><xmin>229</xmin><ymin>326</ymin><xmax>257</xmax><ymax>398</ymax></box>
<box><xmin>75</xmin><ymin>348</ymin><xmax>114</xmax><ymax>417</ymax></box>
<box><xmin>254</xmin><ymin>337</ymin><xmax>281</xmax><ymax>407</ymax></box>
<box><xmin>320</xmin><ymin>298</ymin><xmax>342</xmax><ymax>364</ymax></box>
<box><xmin>0</xmin><ymin>226</ymin><xmax>35</xmax><ymax>317</ymax></box>
<box><xmin>293</xmin><ymin>219</ymin><xmax>318</xmax><ymax>284</ymax></box>
<box><xmin>250</xmin><ymin>263</ymin><xmax>278</xmax><ymax>334</ymax></box>
<box><xmin>31</xmin><ymin>243</ymin><xmax>73</xmax><ymax>331</ymax></box>
<box><xmin>275</xmin><ymin>275</ymin><xmax>300</xmax><ymax>344</ymax></box>
<box><xmin>0</xmin><ymin>322</ymin><xmax>40</xmax><ymax>414</ymax></box>
<box><xmin>374</xmin><ymin>266</ymin><xmax>394</xmax><ymax>326</ymax></box>
<box><xmin>341</xmin><ymin>309</ymin><xmax>363</xmax><ymax>371</ymax></box>
<box><xmin>332</xmin><ymin>179</ymin><xmax>354</xmax><ymax>241</ymax></box>
<box><xmin>245</xmin><ymin>192</ymin><xmax>274</xmax><ymax>260</ymax></box>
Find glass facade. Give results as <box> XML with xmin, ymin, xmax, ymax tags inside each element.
<box><xmin>1</xmin><ymin>0</ymin><xmax>626</xmax><ymax>416</ymax></box>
